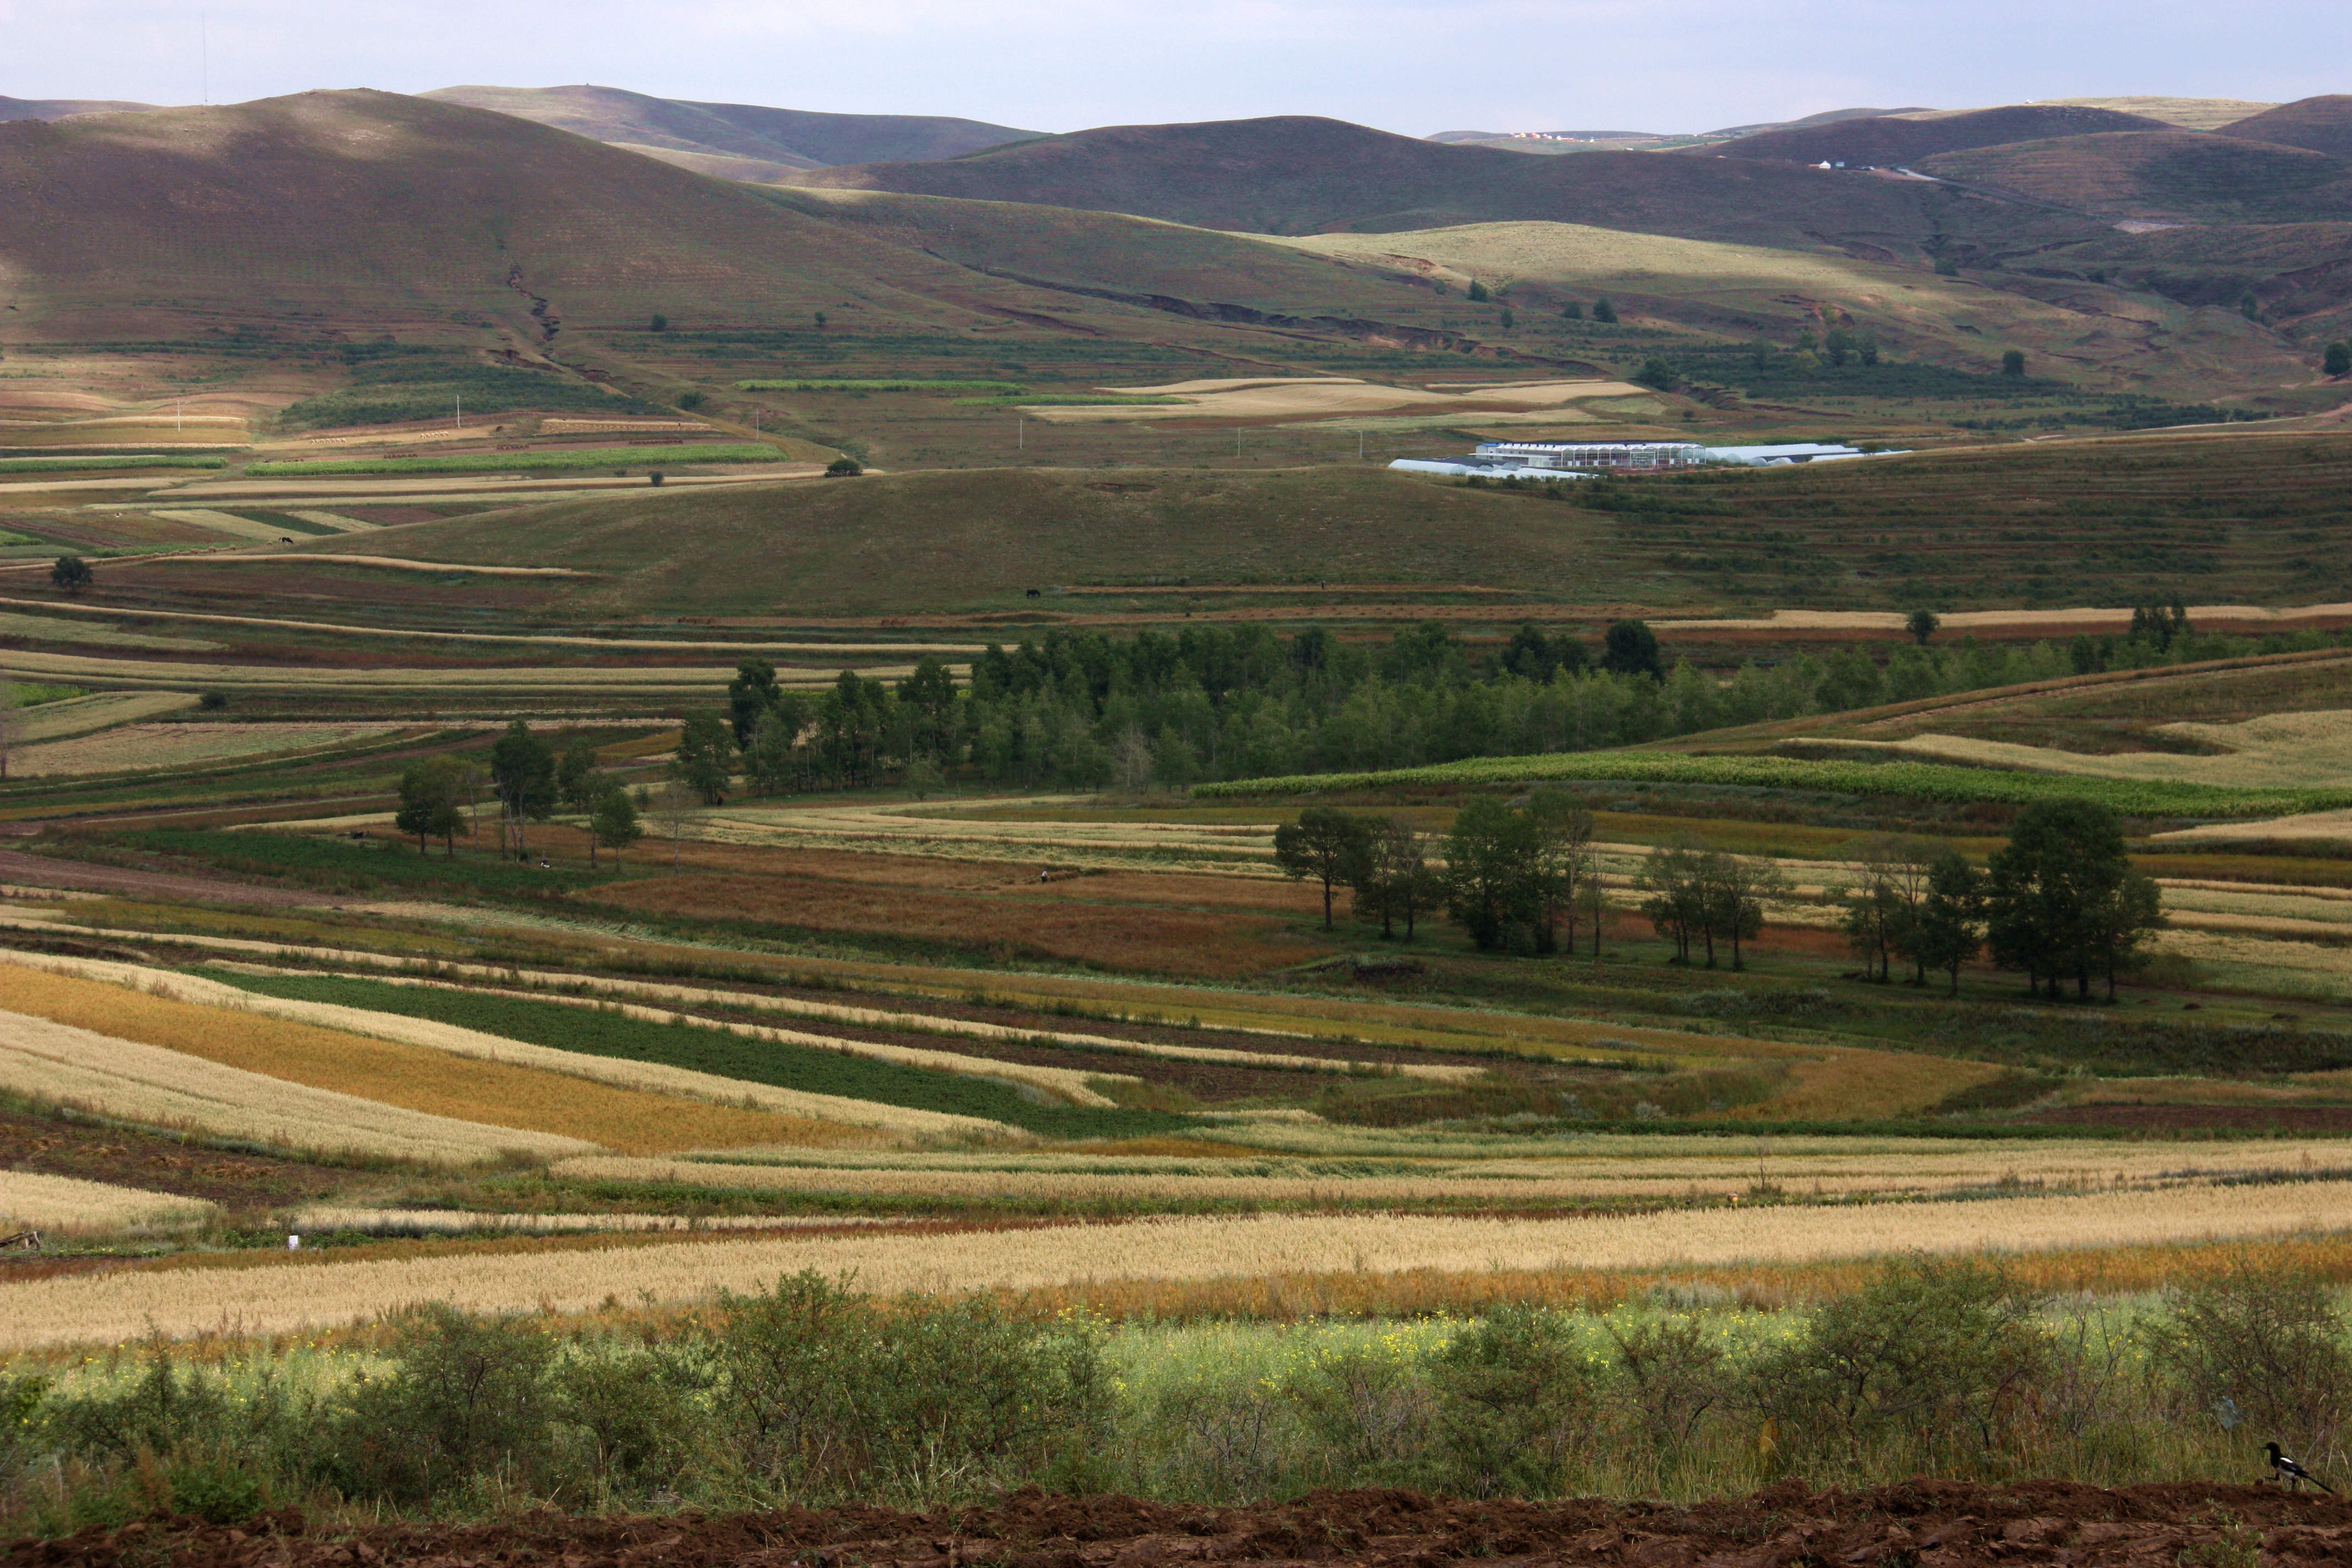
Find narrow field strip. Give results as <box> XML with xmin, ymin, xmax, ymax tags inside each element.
<box><xmin>8</xmin><ymin>1183</ymin><xmax>2351</xmax><ymax>1349</ymax></box>
<box><xmin>285</xmin><ymin>510</ymin><xmax>375</xmax><ymax>532</ymax></box>
<box><xmin>288</xmin><ymin>1208</ymin><xmax>894</xmax><ymax>1234</ymax></box>
<box><xmin>206</xmin><ymin>960</ymin><xmax>1482</xmax><ymax>1084</ymax></box>
<box><xmin>0</xmin><ymin>1008</ymin><xmax>595</xmax><ymax>1166</ymax></box>
<box><xmin>556</xmin><ymin>1135</ymin><xmax>2351</xmax><ymax>1202</ymax></box>
<box><xmin>0</xmin><ymin>649</ymin><xmax>919</xmax><ymax>693</ymax></box>
<box><xmin>0</xmin><ymin>963</ymin><xmax>824</xmax><ymax>1157</ymax></box>
<box><xmin>147</xmin><ymin>509</ymin><xmax>304</xmax><ymax>543</ymax></box>
<box><xmin>0</xmin><ymin>952</ymin><xmax>989</xmax><ymax>1140</ymax></box>
<box><xmin>0</xmin><ymin>1170</ymin><xmax>219</xmax><ymax>1233</ymax></box>
<box><xmin>0</xmin><ymin>594</ymin><xmax>985</xmax><ymax>656</ymax></box>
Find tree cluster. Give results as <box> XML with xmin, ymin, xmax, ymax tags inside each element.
<box><xmin>398</xmin><ymin>722</ymin><xmax>641</xmax><ymax>867</ymax></box>
<box><xmin>1838</xmin><ymin>803</ymin><xmax>2162</xmax><ymax>1000</ymax></box>
<box><xmin>1633</xmin><ymin>843</ymin><xmax>1786</xmax><ymax>971</ymax></box>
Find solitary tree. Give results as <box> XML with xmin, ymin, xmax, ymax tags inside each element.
<box><xmin>1591</xmin><ymin>296</ymin><xmax>1618</xmax><ymax>323</ymax></box>
<box><xmin>1273</xmin><ymin>805</ymin><xmax>1373</xmax><ymax>929</ymax></box>
<box><xmin>588</xmin><ymin>780</ymin><xmax>643</xmax><ymax>869</ymax></box>
<box><xmin>488</xmin><ymin>720</ymin><xmax>557</xmax><ymax>859</ymax></box>
<box><xmin>1600</xmin><ymin>619</ymin><xmax>1664</xmax><ymax>680</ymax></box>
<box><xmin>728</xmin><ymin>657</ymin><xmax>781</xmax><ymax>745</ymax></box>
<box><xmin>1561</xmin><ymin>301</ymin><xmax>1585</xmax><ymax>320</ymax></box>
<box><xmin>1443</xmin><ymin>797</ymin><xmax>1537</xmax><ymax>950</ymax></box>
<box><xmin>671</xmin><ymin>710</ymin><xmax>738</xmax><ymax>805</ymax></box>
<box><xmin>1353</xmin><ymin>816</ymin><xmax>1442</xmax><ymax>940</ymax></box>
<box><xmin>1986</xmin><ymin>799</ymin><xmax>2162</xmax><ymax>999</ymax></box>
<box><xmin>2326</xmin><ymin>341</ymin><xmax>2352</xmax><ymax>378</ymax></box>
<box><xmin>395</xmin><ymin>755</ymin><xmax>472</xmax><ymax>857</ymax></box>
<box><xmin>50</xmin><ymin>556</ymin><xmax>92</xmax><ymax>596</ymax></box>
<box><xmin>1467</xmin><ymin>280</ymin><xmax>1491</xmax><ymax>302</ymax></box>
<box><xmin>1906</xmin><ymin>608</ymin><xmax>1942</xmax><ymax>646</ymax></box>
<box><xmin>1897</xmin><ymin>849</ymin><xmax>1986</xmax><ymax>995</ymax></box>
<box><xmin>2001</xmin><ymin>349</ymin><xmax>2027</xmax><ymax>378</ymax></box>
<box><xmin>1631</xmin><ymin>357</ymin><xmax>1679</xmax><ymax>391</ymax></box>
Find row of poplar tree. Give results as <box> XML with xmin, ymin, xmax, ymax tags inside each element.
<box><xmin>1277</xmin><ymin>795</ymin><xmax>2164</xmax><ymax>1000</ymax></box>
<box><xmin>711</xmin><ymin>615</ymin><xmax>2247</xmax><ymax>796</ymax></box>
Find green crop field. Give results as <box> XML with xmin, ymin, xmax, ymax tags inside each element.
<box><xmin>0</xmin><ymin>454</ymin><xmax>227</xmax><ymax>473</ymax></box>
<box><xmin>206</xmin><ymin>970</ymin><xmax>1188</xmax><ymax>1140</ymax></box>
<box><xmin>1194</xmin><ymin>749</ymin><xmax>2352</xmax><ymax>818</ymax></box>
<box><xmin>246</xmin><ymin>443</ymin><xmax>785</xmax><ymax>477</ymax></box>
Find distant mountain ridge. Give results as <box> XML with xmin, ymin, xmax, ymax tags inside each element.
<box><xmin>420</xmin><ymin>84</ymin><xmax>1038</xmax><ymax>175</ymax></box>
<box><xmin>777</xmin><ymin>113</ymin><xmax>2102</xmax><ymax>253</ymax></box>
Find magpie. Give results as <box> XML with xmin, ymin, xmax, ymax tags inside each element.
<box><xmin>2266</xmin><ymin>1442</ymin><xmax>2335</xmax><ymax>1493</ymax></box>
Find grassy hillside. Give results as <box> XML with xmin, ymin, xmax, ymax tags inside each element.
<box><xmin>2219</xmin><ymin>95</ymin><xmax>2352</xmax><ymax>159</ymax></box>
<box><xmin>780</xmin><ymin>114</ymin><xmax>2110</xmax><ymax>256</ymax></box>
<box><xmin>274</xmin><ymin>466</ymin><xmax>1669</xmax><ymax>618</ymax></box>
<box><xmin>219</xmin><ymin>429</ymin><xmax>2352</xmax><ymax>623</ymax></box>
<box><xmin>1708</xmin><ymin>105</ymin><xmax>2169</xmax><ymax>166</ymax></box>
<box><xmin>1260</xmin><ymin>221</ymin><xmax>2301</xmax><ymax>391</ymax></box>
<box><xmin>0</xmin><ymin>94</ymin><xmax>153</xmax><ymax>122</ymax></box>
<box><xmin>421</xmin><ymin>85</ymin><xmax>1037</xmax><ymax>170</ymax></box>
<box><xmin>1921</xmin><ymin>132</ymin><xmax>2352</xmax><ymax>224</ymax></box>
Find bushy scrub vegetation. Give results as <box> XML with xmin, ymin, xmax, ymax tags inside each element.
<box><xmin>275</xmin><ymin>362</ymin><xmax>663</xmax><ymax>430</ymax></box>
<box><xmin>3</xmin><ymin>1259</ymin><xmax>2341</xmax><ymax>1529</ymax></box>
<box><xmin>207</xmin><ymin>971</ymin><xmax>1185</xmax><ymax>1139</ymax></box>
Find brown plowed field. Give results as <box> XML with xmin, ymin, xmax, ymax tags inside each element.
<box><xmin>13</xmin><ymin>1482</ymin><xmax>2352</xmax><ymax>1568</ymax></box>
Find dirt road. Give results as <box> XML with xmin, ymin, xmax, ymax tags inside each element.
<box><xmin>10</xmin><ymin>1482</ymin><xmax>2351</xmax><ymax>1568</ymax></box>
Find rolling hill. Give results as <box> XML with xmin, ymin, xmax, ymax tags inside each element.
<box><xmin>1920</xmin><ymin>132</ymin><xmax>2352</xmax><ymax>224</ymax></box>
<box><xmin>2219</xmin><ymin>95</ymin><xmax>2352</xmax><ymax>160</ymax></box>
<box><xmin>1707</xmin><ymin>105</ymin><xmax>2171</xmax><ymax>167</ymax></box>
<box><xmin>0</xmin><ymin>90</ymin><xmax>1420</xmax><ymax>353</ymax></box>
<box><xmin>780</xmin><ymin>114</ymin><xmax>2107</xmax><ymax>254</ymax></box>
<box><xmin>421</xmin><ymin>85</ymin><xmax>1038</xmax><ymax>175</ymax></box>
<box><xmin>0</xmin><ymin>94</ymin><xmax>154</xmax><ymax>122</ymax></box>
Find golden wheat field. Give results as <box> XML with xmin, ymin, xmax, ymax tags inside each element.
<box><xmin>0</xmin><ymin>964</ymin><xmax>830</xmax><ymax>1156</ymax></box>
<box><xmin>0</xmin><ymin>1008</ymin><xmax>595</xmax><ymax>1165</ymax></box>
<box><xmin>0</xmin><ymin>1170</ymin><xmax>219</xmax><ymax>1234</ymax></box>
<box><xmin>4</xmin><ymin>953</ymin><xmax>1005</xmax><ymax>1138</ymax></box>
<box><xmin>1823</xmin><ymin>711</ymin><xmax>2352</xmax><ymax>788</ymax></box>
<box><xmin>6</xmin><ymin>721</ymin><xmax>410</xmax><ymax>778</ymax></box>
<box><xmin>0</xmin><ymin>690</ymin><xmax>199</xmax><ymax>742</ymax></box>
<box><xmin>8</xmin><ymin>1182</ymin><xmax>2352</xmax><ymax>1349</ymax></box>
<box><xmin>553</xmin><ymin>1133</ymin><xmax>2342</xmax><ymax>1204</ymax></box>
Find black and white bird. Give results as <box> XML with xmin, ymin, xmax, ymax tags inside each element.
<box><xmin>2266</xmin><ymin>1441</ymin><xmax>2336</xmax><ymax>1493</ymax></box>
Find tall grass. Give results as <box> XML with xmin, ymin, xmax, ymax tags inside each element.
<box><xmin>3</xmin><ymin>1260</ymin><xmax>2338</xmax><ymax>1529</ymax></box>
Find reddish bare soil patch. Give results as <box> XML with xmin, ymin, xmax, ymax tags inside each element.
<box><xmin>0</xmin><ymin>1104</ymin><xmax>350</xmax><ymax>1215</ymax></box>
<box><xmin>580</xmin><ymin>873</ymin><xmax>1325</xmax><ymax>978</ymax></box>
<box><xmin>0</xmin><ymin>848</ymin><xmax>341</xmax><ymax>907</ymax></box>
<box><xmin>13</xmin><ymin>1481</ymin><xmax>2352</xmax><ymax>1567</ymax></box>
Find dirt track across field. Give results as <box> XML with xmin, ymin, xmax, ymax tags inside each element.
<box><xmin>11</xmin><ymin>1482</ymin><xmax>2352</xmax><ymax>1568</ymax></box>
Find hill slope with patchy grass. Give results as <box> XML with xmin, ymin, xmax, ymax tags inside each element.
<box><xmin>2219</xmin><ymin>95</ymin><xmax>2352</xmax><ymax>159</ymax></box>
<box><xmin>1921</xmin><ymin>131</ymin><xmax>2352</xmax><ymax>224</ymax></box>
<box><xmin>422</xmin><ymin>84</ymin><xmax>1037</xmax><ymax>172</ymax></box>
<box><xmin>1708</xmin><ymin>104</ymin><xmax>2171</xmax><ymax>166</ymax></box>
<box><xmin>781</xmin><ymin>114</ymin><xmax>2109</xmax><ymax>254</ymax></box>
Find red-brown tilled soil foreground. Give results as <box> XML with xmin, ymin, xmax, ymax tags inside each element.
<box><xmin>13</xmin><ymin>1482</ymin><xmax>2352</xmax><ymax>1568</ymax></box>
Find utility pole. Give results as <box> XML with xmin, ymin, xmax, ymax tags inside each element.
<box><xmin>1017</xmin><ymin>417</ymin><xmax>1023</xmax><ymax>451</ymax></box>
<box><xmin>1358</xmin><ymin>430</ymin><xmax>1365</xmax><ymax>461</ymax></box>
<box><xmin>455</xmin><ymin>394</ymin><xmax>461</xmax><ymax>431</ymax></box>
<box><xmin>175</xmin><ymin>399</ymin><xmax>182</xmax><ymax>433</ymax></box>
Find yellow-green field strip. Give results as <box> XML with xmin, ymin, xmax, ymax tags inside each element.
<box><xmin>7</xmin><ymin>1184</ymin><xmax>2350</xmax><ymax>1349</ymax></box>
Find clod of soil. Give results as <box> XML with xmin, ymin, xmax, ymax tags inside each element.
<box><xmin>12</xmin><ymin>1482</ymin><xmax>2352</xmax><ymax>1568</ymax></box>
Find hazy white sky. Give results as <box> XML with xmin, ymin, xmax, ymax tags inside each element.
<box><xmin>5</xmin><ymin>0</ymin><xmax>2344</xmax><ymax>136</ymax></box>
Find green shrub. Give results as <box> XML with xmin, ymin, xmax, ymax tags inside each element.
<box><xmin>1747</xmin><ymin>1256</ymin><xmax>2051</xmax><ymax>1477</ymax></box>
<box><xmin>1424</xmin><ymin>1305</ymin><xmax>1602</xmax><ymax>1496</ymax></box>
<box><xmin>165</xmin><ymin>1456</ymin><xmax>269</xmax><ymax>1523</ymax></box>
<box><xmin>324</xmin><ymin>1305</ymin><xmax>561</xmax><ymax>1507</ymax></box>
<box><xmin>2146</xmin><ymin>1258</ymin><xmax>2352</xmax><ymax>1466</ymax></box>
<box><xmin>711</xmin><ymin>1271</ymin><xmax>1110</xmax><ymax>1502</ymax></box>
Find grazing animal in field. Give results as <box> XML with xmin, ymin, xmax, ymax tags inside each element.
<box><xmin>2268</xmin><ymin>1442</ymin><xmax>2335</xmax><ymax>1492</ymax></box>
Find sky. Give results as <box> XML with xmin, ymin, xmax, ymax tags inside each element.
<box><xmin>5</xmin><ymin>0</ymin><xmax>2346</xmax><ymax>136</ymax></box>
